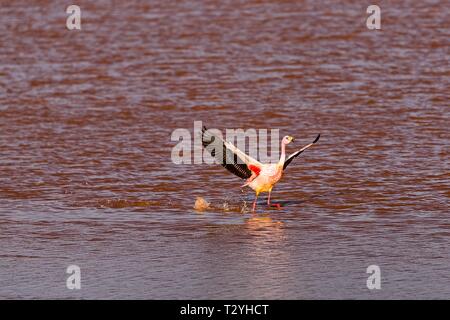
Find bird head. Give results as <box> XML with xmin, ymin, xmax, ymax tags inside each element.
<box><xmin>282</xmin><ymin>135</ymin><xmax>295</xmax><ymax>145</ymax></box>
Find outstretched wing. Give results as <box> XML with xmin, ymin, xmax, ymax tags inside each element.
<box><xmin>283</xmin><ymin>134</ymin><xmax>320</xmax><ymax>170</ymax></box>
<box><xmin>201</xmin><ymin>126</ymin><xmax>262</xmax><ymax>179</ymax></box>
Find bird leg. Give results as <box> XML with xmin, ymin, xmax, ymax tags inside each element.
<box><xmin>252</xmin><ymin>193</ymin><xmax>259</xmax><ymax>212</ymax></box>
<box><xmin>267</xmin><ymin>190</ymin><xmax>281</xmax><ymax>209</ymax></box>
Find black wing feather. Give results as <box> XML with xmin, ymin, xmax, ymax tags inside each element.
<box><xmin>283</xmin><ymin>134</ymin><xmax>320</xmax><ymax>170</ymax></box>
<box><xmin>201</xmin><ymin>126</ymin><xmax>252</xmax><ymax>179</ymax></box>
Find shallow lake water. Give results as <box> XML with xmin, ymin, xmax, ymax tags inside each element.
<box><xmin>0</xmin><ymin>0</ymin><xmax>449</xmax><ymax>299</ymax></box>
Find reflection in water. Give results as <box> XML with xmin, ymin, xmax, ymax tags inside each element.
<box><xmin>245</xmin><ymin>216</ymin><xmax>284</xmax><ymax>236</ymax></box>
<box><xmin>0</xmin><ymin>0</ymin><xmax>449</xmax><ymax>299</ymax></box>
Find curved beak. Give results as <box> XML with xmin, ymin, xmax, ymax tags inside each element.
<box><xmin>291</xmin><ymin>137</ymin><xmax>295</xmax><ymax>142</ymax></box>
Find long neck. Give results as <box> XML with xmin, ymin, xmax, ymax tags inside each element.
<box><xmin>278</xmin><ymin>142</ymin><xmax>286</xmax><ymax>166</ymax></box>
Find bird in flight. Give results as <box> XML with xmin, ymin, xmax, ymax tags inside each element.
<box><xmin>201</xmin><ymin>126</ymin><xmax>320</xmax><ymax>211</ymax></box>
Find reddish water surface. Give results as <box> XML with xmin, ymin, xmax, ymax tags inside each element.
<box><xmin>0</xmin><ymin>0</ymin><xmax>449</xmax><ymax>299</ymax></box>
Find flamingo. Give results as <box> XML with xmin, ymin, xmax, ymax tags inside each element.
<box><xmin>201</xmin><ymin>126</ymin><xmax>320</xmax><ymax>211</ymax></box>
